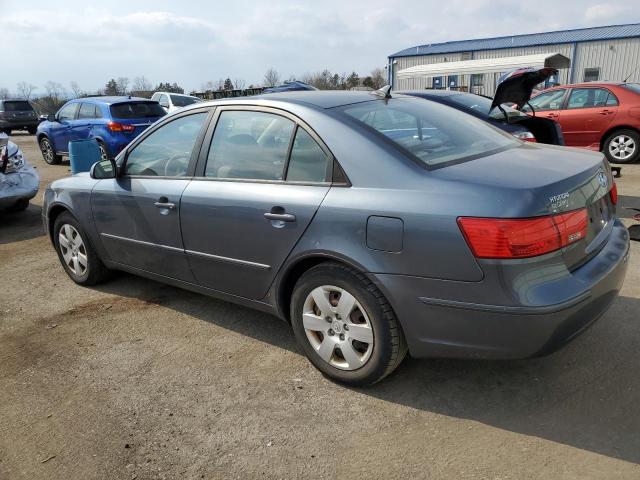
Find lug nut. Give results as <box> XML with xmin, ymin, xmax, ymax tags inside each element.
<box><xmin>339</xmin><ymin>334</ymin><xmax>345</xmax><ymax>341</ymax></box>
<box><xmin>335</xmin><ymin>314</ymin><xmax>341</xmax><ymax>320</ymax></box>
<box><xmin>343</xmin><ymin>324</ymin><xmax>349</xmax><ymax>331</ymax></box>
<box><xmin>328</xmin><ymin>329</ymin><xmax>334</xmax><ymax>336</ymax></box>
<box><xmin>325</xmin><ymin>316</ymin><xmax>332</xmax><ymax>323</ymax></box>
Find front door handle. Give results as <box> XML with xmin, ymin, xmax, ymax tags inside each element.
<box><xmin>154</xmin><ymin>196</ymin><xmax>176</xmax><ymax>210</ymax></box>
<box><xmin>264</xmin><ymin>212</ymin><xmax>296</xmax><ymax>222</ymax></box>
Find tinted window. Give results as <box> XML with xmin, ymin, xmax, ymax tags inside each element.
<box><xmin>286</xmin><ymin>128</ymin><xmax>329</xmax><ymax>182</ymax></box>
<box><xmin>78</xmin><ymin>103</ymin><xmax>97</xmax><ymax>119</ymax></box>
<box><xmin>58</xmin><ymin>103</ymin><xmax>79</xmax><ymax>121</ymax></box>
<box><xmin>340</xmin><ymin>99</ymin><xmax>516</xmax><ymax>168</ymax></box>
<box><xmin>567</xmin><ymin>88</ymin><xmax>618</xmax><ymax>109</ymax></box>
<box><xmin>445</xmin><ymin>93</ymin><xmax>526</xmax><ymax>121</ymax></box>
<box><xmin>3</xmin><ymin>101</ymin><xmax>33</xmax><ymax>112</ymax></box>
<box><xmin>171</xmin><ymin>95</ymin><xmax>200</xmax><ymax>107</ymax></box>
<box><xmin>205</xmin><ymin>110</ymin><xmax>294</xmax><ymax>180</ymax></box>
<box><xmin>525</xmin><ymin>89</ymin><xmax>566</xmax><ymax>111</ymax></box>
<box><xmin>124</xmin><ymin>112</ymin><xmax>207</xmax><ymax>176</ymax></box>
<box><xmin>110</xmin><ymin>101</ymin><xmax>166</xmax><ymax>119</ymax></box>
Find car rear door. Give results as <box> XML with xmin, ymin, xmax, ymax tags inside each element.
<box><xmin>558</xmin><ymin>87</ymin><xmax>619</xmax><ymax>148</ymax></box>
<box><xmin>72</xmin><ymin>103</ymin><xmax>96</xmax><ymax>141</ymax></box>
<box><xmin>91</xmin><ymin>108</ymin><xmax>211</xmax><ymax>280</ymax></box>
<box><xmin>179</xmin><ymin>107</ymin><xmax>333</xmax><ymax>299</ymax></box>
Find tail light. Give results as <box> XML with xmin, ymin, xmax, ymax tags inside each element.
<box><xmin>458</xmin><ymin>209</ymin><xmax>588</xmax><ymax>259</ymax></box>
<box><xmin>609</xmin><ymin>182</ymin><xmax>618</xmax><ymax>205</ymax></box>
<box><xmin>107</xmin><ymin>121</ymin><xmax>135</xmax><ymax>133</ymax></box>
<box><xmin>513</xmin><ymin>131</ymin><xmax>537</xmax><ymax>142</ymax></box>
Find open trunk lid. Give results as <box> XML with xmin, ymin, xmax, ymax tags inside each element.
<box><xmin>490</xmin><ymin>67</ymin><xmax>558</xmax><ymax>111</ymax></box>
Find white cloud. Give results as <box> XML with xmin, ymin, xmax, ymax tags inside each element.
<box><xmin>584</xmin><ymin>3</ymin><xmax>630</xmax><ymax>22</ymax></box>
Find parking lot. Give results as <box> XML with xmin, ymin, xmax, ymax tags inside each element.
<box><xmin>1</xmin><ymin>132</ymin><xmax>640</xmax><ymax>479</ymax></box>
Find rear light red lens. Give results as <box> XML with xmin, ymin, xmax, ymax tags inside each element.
<box><xmin>107</xmin><ymin>121</ymin><xmax>135</xmax><ymax>133</ymax></box>
<box><xmin>458</xmin><ymin>209</ymin><xmax>588</xmax><ymax>259</ymax></box>
<box><xmin>609</xmin><ymin>182</ymin><xmax>618</xmax><ymax>205</ymax></box>
<box><xmin>513</xmin><ymin>131</ymin><xmax>537</xmax><ymax>142</ymax></box>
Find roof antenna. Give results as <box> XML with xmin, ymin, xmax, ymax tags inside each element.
<box><xmin>371</xmin><ymin>85</ymin><xmax>392</xmax><ymax>99</ymax></box>
<box><xmin>623</xmin><ymin>70</ymin><xmax>637</xmax><ymax>82</ymax></box>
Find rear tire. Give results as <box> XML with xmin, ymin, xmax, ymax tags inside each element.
<box><xmin>97</xmin><ymin>141</ymin><xmax>110</xmax><ymax>161</ymax></box>
<box><xmin>603</xmin><ymin>129</ymin><xmax>640</xmax><ymax>164</ymax></box>
<box><xmin>290</xmin><ymin>262</ymin><xmax>407</xmax><ymax>386</ymax></box>
<box><xmin>53</xmin><ymin>212</ymin><xmax>110</xmax><ymax>286</ymax></box>
<box><xmin>5</xmin><ymin>198</ymin><xmax>29</xmax><ymax>212</ymax></box>
<box><xmin>39</xmin><ymin>137</ymin><xmax>62</xmax><ymax>165</ymax></box>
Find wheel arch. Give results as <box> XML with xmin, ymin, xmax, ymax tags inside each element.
<box><xmin>600</xmin><ymin>125</ymin><xmax>640</xmax><ymax>151</ymax></box>
<box><xmin>46</xmin><ymin>203</ymin><xmax>75</xmax><ymax>244</ymax></box>
<box><xmin>273</xmin><ymin>252</ymin><xmax>372</xmax><ymax>323</ymax></box>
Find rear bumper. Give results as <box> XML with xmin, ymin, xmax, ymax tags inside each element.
<box><xmin>373</xmin><ymin>219</ymin><xmax>630</xmax><ymax>359</ymax></box>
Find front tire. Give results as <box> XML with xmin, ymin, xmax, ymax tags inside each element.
<box><xmin>603</xmin><ymin>129</ymin><xmax>640</xmax><ymax>164</ymax></box>
<box><xmin>39</xmin><ymin>137</ymin><xmax>62</xmax><ymax>165</ymax></box>
<box><xmin>53</xmin><ymin>212</ymin><xmax>109</xmax><ymax>285</ymax></box>
<box><xmin>291</xmin><ymin>262</ymin><xmax>407</xmax><ymax>385</ymax></box>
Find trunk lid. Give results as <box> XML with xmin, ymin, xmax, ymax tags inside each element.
<box><xmin>433</xmin><ymin>143</ymin><xmax>616</xmax><ymax>267</ymax></box>
<box><xmin>490</xmin><ymin>67</ymin><xmax>558</xmax><ymax>111</ymax></box>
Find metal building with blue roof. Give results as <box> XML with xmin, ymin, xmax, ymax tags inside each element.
<box><xmin>388</xmin><ymin>23</ymin><xmax>640</xmax><ymax>95</ymax></box>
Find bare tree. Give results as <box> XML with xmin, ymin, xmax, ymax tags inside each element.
<box><xmin>16</xmin><ymin>82</ymin><xmax>37</xmax><ymax>100</ymax></box>
<box><xmin>233</xmin><ymin>78</ymin><xmax>246</xmax><ymax>90</ymax></box>
<box><xmin>69</xmin><ymin>81</ymin><xmax>84</xmax><ymax>98</ymax></box>
<box><xmin>116</xmin><ymin>77</ymin><xmax>130</xmax><ymax>95</ymax></box>
<box><xmin>44</xmin><ymin>81</ymin><xmax>65</xmax><ymax>102</ymax></box>
<box><xmin>263</xmin><ymin>68</ymin><xmax>280</xmax><ymax>87</ymax></box>
<box><xmin>370</xmin><ymin>68</ymin><xmax>386</xmax><ymax>90</ymax></box>
<box><xmin>132</xmin><ymin>76</ymin><xmax>152</xmax><ymax>92</ymax></box>
<box><xmin>201</xmin><ymin>80</ymin><xmax>216</xmax><ymax>91</ymax></box>
<box><xmin>0</xmin><ymin>87</ymin><xmax>9</xmax><ymax>99</ymax></box>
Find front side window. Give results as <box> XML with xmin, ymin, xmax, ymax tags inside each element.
<box><xmin>58</xmin><ymin>103</ymin><xmax>79</xmax><ymax>121</ymax></box>
<box><xmin>205</xmin><ymin>110</ymin><xmax>294</xmax><ymax>180</ymax></box>
<box><xmin>124</xmin><ymin>112</ymin><xmax>207</xmax><ymax>177</ymax></box>
<box><xmin>525</xmin><ymin>89</ymin><xmax>567</xmax><ymax>111</ymax></box>
<box><xmin>286</xmin><ymin>128</ymin><xmax>330</xmax><ymax>182</ymax></box>
<box><xmin>339</xmin><ymin>98</ymin><xmax>516</xmax><ymax>168</ymax></box>
<box><xmin>567</xmin><ymin>88</ymin><xmax>618</xmax><ymax>109</ymax></box>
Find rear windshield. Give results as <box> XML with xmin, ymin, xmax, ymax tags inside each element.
<box><xmin>2</xmin><ymin>101</ymin><xmax>34</xmax><ymax>112</ymax></box>
<box><xmin>338</xmin><ymin>98</ymin><xmax>517</xmax><ymax>167</ymax></box>
<box><xmin>110</xmin><ymin>102</ymin><xmax>166</xmax><ymax>119</ymax></box>
<box><xmin>170</xmin><ymin>95</ymin><xmax>200</xmax><ymax>107</ymax></box>
<box><xmin>446</xmin><ymin>93</ymin><xmax>527</xmax><ymax>121</ymax></box>
<box><xmin>621</xmin><ymin>83</ymin><xmax>640</xmax><ymax>95</ymax></box>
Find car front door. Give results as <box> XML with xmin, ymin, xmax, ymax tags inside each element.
<box><xmin>524</xmin><ymin>88</ymin><xmax>567</xmax><ymax>122</ymax></box>
<box><xmin>180</xmin><ymin>107</ymin><xmax>333</xmax><ymax>299</ymax></box>
<box><xmin>51</xmin><ymin>102</ymin><xmax>79</xmax><ymax>153</ymax></box>
<box><xmin>91</xmin><ymin>108</ymin><xmax>211</xmax><ymax>280</ymax></box>
<box><xmin>558</xmin><ymin>87</ymin><xmax>619</xmax><ymax>148</ymax></box>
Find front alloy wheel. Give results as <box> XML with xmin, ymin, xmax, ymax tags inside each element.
<box><xmin>58</xmin><ymin>224</ymin><xmax>88</xmax><ymax>277</ymax></box>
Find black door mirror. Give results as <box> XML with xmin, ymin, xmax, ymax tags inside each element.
<box><xmin>90</xmin><ymin>159</ymin><xmax>117</xmax><ymax>179</ymax></box>
<box><xmin>47</xmin><ymin>113</ymin><xmax>56</xmax><ymax>122</ymax></box>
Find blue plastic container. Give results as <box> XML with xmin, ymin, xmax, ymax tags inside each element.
<box><xmin>69</xmin><ymin>139</ymin><xmax>101</xmax><ymax>174</ymax></box>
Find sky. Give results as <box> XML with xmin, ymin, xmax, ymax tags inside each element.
<box><xmin>2</xmin><ymin>0</ymin><xmax>639</xmax><ymax>95</ymax></box>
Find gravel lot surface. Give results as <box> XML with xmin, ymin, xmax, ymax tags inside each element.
<box><xmin>2</xmin><ymin>132</ymin><xmax>640</xmax><ymax>479</ymax></box>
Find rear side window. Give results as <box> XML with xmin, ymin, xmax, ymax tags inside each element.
<box><xmin>2</xmin><ymin>101</ymin><xmax>34</xmax><ymax>112</ymax></box>
<box><xmin>286</xmin><ymin>128</ymin><xmax>330</xmax><ymax>182</ymax></box>
<box><xmin>78</xmin><ymin>103</ymin><xmax>97</xmax><ymax>119</ymax></box>
<box><xmin>110</xmin><ymin>102</ymin><xmax>166</xmax><ymax>119</ymax></box>
<box><xmin>339</xmin><ymin>98</ymin><xmax>516</xmax><ymax>168</ymax></box>
<box><xmin>525</xmin><ymin>89</ymin><xmax>566</xmax><ymax>111</ymax></box>
<box><xmin>567</xmin><ymin>88</ymin><xmax>618</xmax><ymax>109</ymax></box>
<box><xmin>205</xmin><ymin>110</ymin><xmax>295</xmax><ymax>180</ymax></box>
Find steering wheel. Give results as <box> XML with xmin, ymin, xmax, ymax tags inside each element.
<box><xmin>164</xmin><ymin>152</ymin><xmax>191</xmax><ymax>176</ymax></box>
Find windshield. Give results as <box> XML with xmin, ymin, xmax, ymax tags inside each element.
<box><xmin>445</xmin><ymin>94</ymin><xmax>526</xmax><ymax>121</ymax></box>
<box><xmin>170</xmin><ymin>95</ymin><xmax>200</xmax><ymax>107</ymax></box>
<box><xmin>339</xmin><ymin>98</ymin><xmax>517</xmax><ymax>168</ymax></box>
<box><xmin>3</xmin><ymin>101</ymin><xmax>34</xmax><ymax>112</ymax></box>
<box><xmin>621</xmin><ymin>83</ymin><xmax>640</xmax><ymax>95</ymax></box>
<box><xmin>110</xmin><ymin>102</ymin><xmax>166</xmax><ymax>119</ymax></box>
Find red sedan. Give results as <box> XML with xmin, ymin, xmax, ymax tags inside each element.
<box><xmin>526</xmin><ymin>82</ymin><xmax>640</xmax><ymax>163</ymax></box>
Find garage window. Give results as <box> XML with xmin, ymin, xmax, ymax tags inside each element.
<box><xmin>584</xmin><ymin>68</ymin><xmax>600</xmax><ymax>82</ymax></box>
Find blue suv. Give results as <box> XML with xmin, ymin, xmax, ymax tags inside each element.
<box><xmin>36</xmin><ymin>96</ymin><xmax>166</xmax><ymax>165</ymax></box>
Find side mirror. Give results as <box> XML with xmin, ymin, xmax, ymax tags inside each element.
<box><xmin>47</xmin><ymin>114</ymin><xmax>56</xmax><ymax>122</ymax></box>
<box><xmin>90</xmin><ymin>159</ymin><xmax>117</xmax><ymax>179</ymax></box>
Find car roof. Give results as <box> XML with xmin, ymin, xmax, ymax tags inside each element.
<box><xmin>72</xmin><ymin>96</ymin><xmax>156</xmax><ymax>105</ymax></box>
<box><xmin>155</xmin><ymin>91</ymin><xmax>198</xmax><ymax>98</ymax></box>
<box><xmin>400</xmin><ymin>89</ymin><xmax>458</xmax><ymax>99</ymax></box>
<box><xmin>543</xmin><ymin>81</ymin><xmax>625</xmax><ymax>90</ymax></box>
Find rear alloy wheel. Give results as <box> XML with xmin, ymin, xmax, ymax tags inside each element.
<box><xmin>39</xmin><ymin>137</ymin><xmax>62</xmax><ymax>165</ymax></box>
<box><xmin>98</xmin><ymin>142</ymin><xmax>109</xmax><ymax>161</ymax></box>
<box><xmin>53</xmin><ymin>212</ymin><xmax>109</xmax><ymax>285</ymax></box>
<box><xmin>291</xmin><ymin>262</ymin><xmax>407</xmax><ymax>385</ymax></box>
<box><xmin>604</xmin><ymin>129</ymin><xmax>640</xmax><ymax>164</ymax></box>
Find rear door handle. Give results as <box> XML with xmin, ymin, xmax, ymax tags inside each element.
<box><xmin>154</xmin><ymin>196</ymin><xmax>176</xmax><ymax>210</ymax></box>
<box><xmin>264</xmin><ymin>212</ymin><xmax>296</xmax><ymax>222</ymax></box>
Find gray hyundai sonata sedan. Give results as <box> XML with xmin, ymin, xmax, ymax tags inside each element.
<box><xmin>43</xmin><ymin>90</ymin><xmax>629</xmax><ymax>385</ymax></box>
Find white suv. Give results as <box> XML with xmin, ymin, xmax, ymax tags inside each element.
<box><xmin>150</xmin><ymin>92</ymin><xmax>202</xmax><ymax>113</ymax></box>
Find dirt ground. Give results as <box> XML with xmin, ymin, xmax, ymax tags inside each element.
<box><xmin>1</xmin><ymin>132</ymin><xmax>640</xmax><ymax>480</ymax></box>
